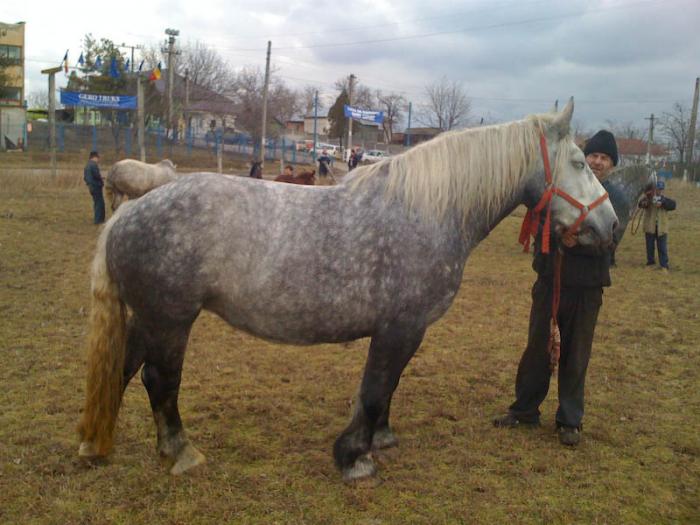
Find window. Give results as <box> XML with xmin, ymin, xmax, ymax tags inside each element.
<box><xmin>0</xmin><ymin>45</ymin><xmax>21</xmax><ymax>62</ymax></box>
<box><xmin>0</xmin><ymin>87</ymin><xmax>22</xmax><ymax>103</ymax></box>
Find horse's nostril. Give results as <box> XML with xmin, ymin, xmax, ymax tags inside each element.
<box><xmin>612</xmin><ymin>220</ymin><xmax>619</xmax><ymax>233</ymax></box>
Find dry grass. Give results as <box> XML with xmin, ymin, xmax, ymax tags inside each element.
<box><xmin>0</xmin><ymin>168</ymin><xmax>698</xmax><ymax>524</ymax></box>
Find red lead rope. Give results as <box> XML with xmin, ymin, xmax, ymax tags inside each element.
<box><xmin>519</xmin><ymin>133</ymin><xmax>610</xmax><ymax>370</ymax></box>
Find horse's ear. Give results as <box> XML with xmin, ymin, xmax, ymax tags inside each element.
<box><xmin>550</xmin><ymin>99</ymin><xmax>559</xmax><ymax>113</ymax></box>
<box><xmin>551</xmin><ymin>97</ymin><xmax>573</xmax><ymax>138</ymax></box>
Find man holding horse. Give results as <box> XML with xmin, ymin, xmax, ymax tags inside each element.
<box><xmin>83</xmin><ymin>150</ymin><xmax>105</xmax><ymax>224</ymax></box>
<box><xmin>494</xmin><ymin>130</ymin><xmax>619</xmax><ymax>446</ymax></box>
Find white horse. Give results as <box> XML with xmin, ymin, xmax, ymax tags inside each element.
<box><xmin>105</xmin><ymin>159</ymin><xmax>178</xmax><ymax>211</ymax></box>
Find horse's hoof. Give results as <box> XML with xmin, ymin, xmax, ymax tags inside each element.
<box><xmin>78</xmin><ymin>441</ymin><xmax>99</xmax><ymax>458</ymax></box>
<box><xmin>372</xmin><ymin>428</ymin><xmax>399</xmax><ymax>450</ymax></box>
<box><xmin>169</xmin><ymin>444</ymin><xmax>206</xmax><ymax>475</ymax></box>
<box><xmin>342</xmin><ymin>453</ymin><xmax>377</xmax><ymax>483</ymax></box>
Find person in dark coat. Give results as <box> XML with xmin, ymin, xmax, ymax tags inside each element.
<box><xmin>639</xmin><ymin>179</ymin><xmax>676</xmax><ymax>272</ymax></box>
<box><xmin>318</xmin><ymin>150</ymin><xmax>332</xmax><ymax>177</ymax></box>
<box><xmin>249</xmin><ymin>161</ymin><xmax>263</xmax><ymax>179</ymax></box>
<box><xmin>83</xmin><ymin>151</ymin><xmax>105</xmax><ymax>224</ymax></box>
<box><xmin>494</xmin><ymin>130</ymin><xmax>619</xmax><ymax>446</ymax></box>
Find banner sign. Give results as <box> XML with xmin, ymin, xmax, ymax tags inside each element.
<box><xmin>60</xmin><ymin>90</ymin><xmax>137</xmax><ymax>110</ymax></box>
<box><xmin>344</xmin><ymin>105</ymin><xmax>384</xmax><ymax>124</ymax></box>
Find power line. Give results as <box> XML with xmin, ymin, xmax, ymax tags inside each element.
<box><xmin>225</xmin><ymin>0</ymin><xmax>676</xmax><ymax>52</ymax></box>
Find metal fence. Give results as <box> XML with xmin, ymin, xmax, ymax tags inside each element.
<box><xmin>24</xmin><ymin>121</ymin><xmax>324</xmax><ymax>166</ymax></box>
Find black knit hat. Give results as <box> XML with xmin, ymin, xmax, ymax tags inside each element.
<box><xmin>583</xmin><ymin>130</ymin><xmax>618</xmax><ymax>166</ymax></box>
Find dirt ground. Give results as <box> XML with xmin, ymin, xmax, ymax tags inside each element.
<box><xmin>0</xmin><ymin>167</ymin><xmax>698</xmax><ymax>524</ymax></box>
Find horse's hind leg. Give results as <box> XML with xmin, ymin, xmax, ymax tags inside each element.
<box><xmin>333</xmin><ymin>321</ymin><xmax>426</xmax><ymax>481</ymax></box>
<box><xmin>140</xmin><ymin>319</ymin><xmax>204</xmax><ymax>475</ymax></box>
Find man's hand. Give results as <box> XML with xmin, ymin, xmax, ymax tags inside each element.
<box><xmin>561</xmin><ymin>229</ymin><xmax>578</xmax><ymax>248</ymax></box>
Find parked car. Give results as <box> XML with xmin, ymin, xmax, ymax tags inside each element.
<box><xmin>362</xmin><ymin>149</ymin><xmax>391</xmax><ymax>163</ymax></box>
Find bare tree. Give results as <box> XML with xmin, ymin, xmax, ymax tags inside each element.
<box><xmin>375</xmin><ymin>90</ymin><xmax>405</xmax><ymax>143</ymax></box>
<box><xmin>302</xmin><ymin>85</ymin><xmax>318</xmax><ymax>116</ymax></box>
<box><xmin>27</xmin><ymin>90</ymin><xmax>49</xmax><ymax>110</ymax></box>
<box><xmin>604</xmin><ymin>119</ymin><xmax>644</xmax><ymax>140</ymax></box>
<box><xmin>659</xmin><ymin>102</ymin><xmax>692</xmax><ymax>163</ymax></box>
<box><xmin>334</xmin><ymin>76</ymin><xmax>374</xmax><ymax>108</ymax></box>
<box><xmin>421</xmin><ymin>76</ymin><xmax>471</xmax><ymax>131</ymax></box>
<box><xmin>177</xmin><ymin>41</ymin><xmax>234</xmax><ymax>96</ymax></box>
<box><xmin>229</xmin><ymin>66</ymin><xmax>300</xmax><ymax>141</ymax></box>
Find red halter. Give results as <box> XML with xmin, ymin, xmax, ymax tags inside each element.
<box><xmin>518</xmin><ymin>132</ymin><xmax>610</xmax><ymax>371</ymax></box>
<box><xmin>518</xmin><ymin>133</ymin><xmax>610</xmax><ymax>255</ymax></box>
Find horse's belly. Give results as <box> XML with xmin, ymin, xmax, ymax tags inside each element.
<box><xmin>206</xmin><ymin>298</ymin><xmax>375</xmax><ymax>345</ymax></box>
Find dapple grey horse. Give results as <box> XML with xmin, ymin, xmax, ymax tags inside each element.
<box><xmin>105</xmin><ymin>159</ymin><xmax>177</xmax><ymax>211</ymax></box>
<box><xmin>78</xmin><ymin>99</ymin><xmax>618</xmax><ymax>481</ymax></box>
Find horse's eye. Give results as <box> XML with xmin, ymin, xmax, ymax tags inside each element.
<box><xmin>572</xmin><ymin>161</ymin><xmax>585</xmax><ymax>170</ymax></box>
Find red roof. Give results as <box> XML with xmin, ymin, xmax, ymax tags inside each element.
<box><xmin>575</xmin><ymin>135</ymin><xmax>667</xmax><ymax>157</ymax></box>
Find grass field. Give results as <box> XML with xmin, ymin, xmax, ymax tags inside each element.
<box><xmin>0</xmin><ymin>168</ymin><xmax>698</xmax><ymax>524</ymax></box>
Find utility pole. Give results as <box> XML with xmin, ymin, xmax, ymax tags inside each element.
<box><xmin>184</xmin><ymin>68</ymin><xmax>191</xmax><ymax>150</ymax></box>
<box><xmin>406</xmin><ymin>101</ymin><xmax>412</xmax><ymax>147</ymax></box>
<box><xmin>137</xmin><ymin>74</ymin><xmax>145</xmax><ymax>161</ymax></box>
<box><xmin>163</xmin><ymin>28</ymin><xmax>180</xmax><ymax>141</ymax></box>
<box><xmin>41</xmin><ymin>66</ymin><xmax>61</xmax><ymax>177</ymax></box>
<box><xmin>346</xmin><ymin>73</ymin><xmax>355</xmax><ymax>161</ymax></box>
<box><xmin>259</xmin><ymin>40</ymin><xmax>271</xmax><ymax>165</ymax></box>
<box><xmin>312</xmin><ymin>90</ymin><xmax>318</xmax><ymax>162</ymax></box>
<box><xmin>645</xmin><ymin>113</ymin><xmax>655</xmax><ymax>166</ymax></box>
<box><xmin>119</xmin><ymin>43</ymin><xmax>143</xmax><ymax>73</ymax></box>
<box><xmin>686</xmin><ymin>77</ymin><xmax>699</xmax><ymax>180</ymax></box>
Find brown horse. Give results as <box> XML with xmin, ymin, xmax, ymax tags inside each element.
<box><xmin>274</xmin><ymin>169</ymin><xmax>315</xmax><ymax>185</ymax></box>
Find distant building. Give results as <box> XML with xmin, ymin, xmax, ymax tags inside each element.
<box><xmin>303</xmin><ymin>114</ymin><xmax>330</xmax><ymax>136</ymax></box>
<box><xmin>576</xmin><ymin>135</ymin><xmax>669</xmax><ymax>166</ymax></box>
<box><xmin>153</xmin><ymin>72</ymin><xmax>237</xmax><ymax>138</ymax></box>
<box><xmin>0</xmin><ymin>21</ymin><xmax>26</xmax><ymax>150</ymax></box>
<box><xmin>392</xmin><ymin>127</ymin><xmax>442</xmax><ymax>146</ymax></box>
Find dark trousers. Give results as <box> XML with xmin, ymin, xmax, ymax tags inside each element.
<box><xmin>90</xmin><ymin>187</ymin><xmax>105</xmax><ymax>224</ymax></box>
<box><xmin>645</xmin><ymin>232</ymin><xmax>669</xmax><ymax>268</ymax></box>
<box><xmin>509</xmin><ymin>278</ymin><xmax>603</xmax><ymax>428</ymax></box>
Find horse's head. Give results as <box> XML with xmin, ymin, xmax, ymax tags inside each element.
<box><xmin>524</xmin><ymin>98</ymin><xmax>618</xmax><ymax>248</ymax></box>
<box><xmin>158</xmin><ymin>159</ymin><xmax>177</xmax><ymax>171</ymax></box>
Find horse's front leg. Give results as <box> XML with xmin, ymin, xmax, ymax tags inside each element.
<box><xmin>333</xmin><ymin>320</ymin><xmax>426</xmax><ymax>482</ymax></box>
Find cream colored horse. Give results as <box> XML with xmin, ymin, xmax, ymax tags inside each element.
<box><xmin>105</xmin><ymin>159</ymin><xmax>178</xmax><ymax>210</ymax></box>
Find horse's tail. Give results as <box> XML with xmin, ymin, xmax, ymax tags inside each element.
<box><xmin>78</xmin><ymin>212</ymin><xmax>127</xmax><ymax>457</ymax></box>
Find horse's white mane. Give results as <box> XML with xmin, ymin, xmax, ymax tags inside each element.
<box><xmin>351</xmin><ymin>113</ymin><xmax>567</xmax><ymax>224</ymax></box>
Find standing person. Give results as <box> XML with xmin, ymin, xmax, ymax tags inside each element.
<box><xmin>318</xmin><ymin>149</ymin><xmax>332</xmax><ymax>178</ymax></box>
<box><xmin>83</xmin><ymin>151</ymin><xmax>105</xmax><ymax>224</ymax></box>
<box><xmin>282</xmin><ymin>164</ymin><xmax>295</xmax><ymax>178</ymax></box>
<box><xmin>639</xmin><ymin>179</ymin><xmax>676</xmax><ymax>272</ymax></box>
<box><xmin>347</xmin><ymin>148</ymin><xmax>359</xmax><ymax>171</ymax></box>
<box><xmin>249</xmin><ymin>160</ymin><xmax>263</xmax><ymax>179</ymax></box>
<box><xmin>493</xmin><ymin>130</ymin><xmax>618</xmax><ymax>446</ymax></box>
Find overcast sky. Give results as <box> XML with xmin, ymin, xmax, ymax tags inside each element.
<box><xmin>2</xmin><ymin>0</ymin><xmax>699</xmax><ymax>134</ymax></box>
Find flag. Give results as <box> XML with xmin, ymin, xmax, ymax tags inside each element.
<box><xmin>125</xmin><ymin>58</ymin><xmax>130</xmax><ymax>72</ymax></box>
<box><xmin>138</xmin><ymin>59</ymin><xmax>145</xmax><ymax>72</ymax></box>
<box><xmin>109</xmin><ymin>57</ymin><xmax>119</xmax><ymax>78</ymax></box>
<box><xmin>94</xmin><ymin>56</ymin><xmax>102</xmax><ymax>70</ymax></box>
<box><xmin>149</xmin><ymin>62</ymin><xmax>162</xmax><ymax>81</ymax></box>
<box><xmin>77</xmin><ymin>52</ymin><xmax>84</xmax><ymax>67</ymax></box>
<box><xmin>63</xmin><ymin>50</ymin><xmax>68</xmax><ymax>73</ymax></box>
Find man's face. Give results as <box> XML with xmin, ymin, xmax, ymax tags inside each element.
<box><xmin>585</xmin><ymin>152</ymin><xmax>613</xmax><ymax>180</ymax></box>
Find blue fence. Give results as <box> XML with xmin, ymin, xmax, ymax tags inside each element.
<box><xmin>26</xmin><ymin>121</ymin><xmax>319</xmax><ymax>165</ymax></box>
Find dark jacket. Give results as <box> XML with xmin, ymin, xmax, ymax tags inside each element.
<box><xmin>83</xmin><ymin>160</ymin><xmax>103</xmax><ymax>190</ymax></box>
<box><xmin>533</xmin><ymin>229</ymin><xmax>611</xmax><ymax>288</ymax></box>
<box><xmin>318</xmin><ymin>155</ymin><xmax>331</xmax><ymax>175</ymax></box>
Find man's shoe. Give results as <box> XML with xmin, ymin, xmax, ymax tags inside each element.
<box><xmin>493</xmin><ymin>413</ymin><xmax>540</xmax><ymax>428</ymax></box>
<box><xmin>558</xmin><ymin>426</ymin><xmax>581</xmax><ymax>446</ymax></box>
